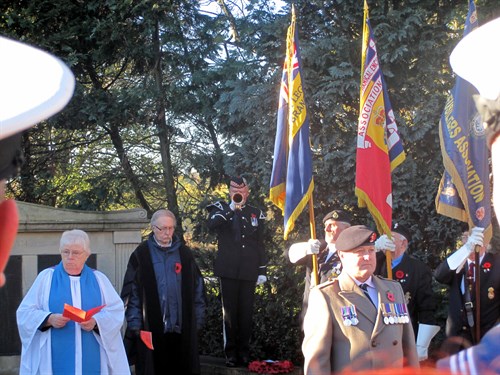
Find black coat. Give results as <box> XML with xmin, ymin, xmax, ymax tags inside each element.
<box><xmin>121</xmin><ymin>241</ymin><xmax>205</xmax><ymax>374</ymax></box>
<box><xmin>376</xmin><ymin>252</ymin><xmax>437</xmax><ymax>337</ymax></box>
<box><xmin>435</xmin><ymin>252</ymin><xmax>500</xmax><ymax>341</ymax></box>
<box><xmin>206</xmin><ymin>201</ymin><xmax>267</xmax><ymax>281</ymax></box>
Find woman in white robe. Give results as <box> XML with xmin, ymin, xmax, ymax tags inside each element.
<box><xmin>17</xmin><ymin>229</ymin><xmax>130</xmax><ymax>375</ymax></box>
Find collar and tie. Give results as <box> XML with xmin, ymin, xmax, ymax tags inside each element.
<box><xmin>360</xmin><ymin>283</ymin><xmax>376</xmax><ymax>306</ymax></box>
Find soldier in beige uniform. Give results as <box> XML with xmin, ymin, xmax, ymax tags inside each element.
<box><xmin>302</xmin><ymin>225</ymin><xmax>418</xmax><ymax>374</ymax></box>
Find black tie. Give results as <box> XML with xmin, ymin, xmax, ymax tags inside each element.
<box><xmin>360</xmin><ymin>283</ymin><xmax>375</xmax><ymax>306</ymax></box>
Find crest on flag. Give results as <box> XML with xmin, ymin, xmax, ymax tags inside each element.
<box><xmin>435</xmin><ymin>0</ymin><xmax>492</xmax><ymax>242</ymax></box>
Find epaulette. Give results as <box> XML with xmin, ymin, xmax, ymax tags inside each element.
<box><xmin>374</xmin><ymin>274</ymin><xmax>399</xmax><ymax>284</ymax></box>
<box><xmin>206</xmin><ymin>201</ymin><xmax>225</xmax><ymax>211</ymax></box>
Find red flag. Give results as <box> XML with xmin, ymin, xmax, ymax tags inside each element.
<box><xmin>355</xmin><ymin>1</ymin><xmax>405</xmax><ymax>235</ymax></box>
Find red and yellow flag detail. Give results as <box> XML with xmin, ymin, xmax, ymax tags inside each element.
<box><xmin>355</xmin><ymin>1</ymin><xmax>406</xmax><ymax>235</ymax></box>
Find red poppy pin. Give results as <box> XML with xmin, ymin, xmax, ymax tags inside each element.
<box><xmin>386</xmin><ymin>291</ymin><xmax>395</xmax><ymax>302</ymax></box>
<box><xmin>175</xmin><ymin>262</ymin><xmax>182</xmax><ymax>274</ymax></box>
<box><xmin>395</xmin><ymin>270</ymin><xmax>405</xmax><ymax>279</ymax></box>
<box><xmin>483</xmin><ymin>262</ymin><xmax>491</xmax><ymax>272</ymax></box>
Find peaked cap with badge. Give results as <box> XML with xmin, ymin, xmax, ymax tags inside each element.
<box><xmin>322</xmin><ymin>209</ymin><xmax>352</xmax><ymax>224</ymax></box>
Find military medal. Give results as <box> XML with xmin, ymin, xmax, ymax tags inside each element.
<box><xmin>341</xmin><ymin>305</ymin><xmax>359</xmax><ymax>326</ymax></box>
<box><xmin>388</xmin><ymin>304</ymin><xmax>396</xmax><ymax>324</ymax></box>
<box><xmin>383</xmin><ymin>304</ymin><xmax>391</xmax><ymax>325</ymax></box>
<box><xmin>397</xmin><ymin>304</ymin><xmax>404</xmax><ymax>323</ymax></box>
<box><xmin>350</xmin><ymin>305</ymin><xmax>359</xmax><ymax>325</ymax></box>
<box><xmin>488</xmin><ymin>287</ymin><xmax>495</xmax><ymax>300</ymax></box>
<box><xmin>341</xmin><ymin>306</ymin><xmax>351</xmax><ymax>326</ymax></box>
<box><xmin>402</xmin><ymin>303</ymin><xmax>410</xmax><ymax>323</ymax></box>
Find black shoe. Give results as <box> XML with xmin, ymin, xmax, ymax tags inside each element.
<box><xmin>225</xmin><ymin>357</ymin><xmax>237</xmax><ymax>367</ymax></box>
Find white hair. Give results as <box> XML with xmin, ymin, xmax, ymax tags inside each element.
<box><xmin>59</xmin><ymin>229</ymin><xmax>91</xmax><ymax>255</ymax></box>
<box><xmin>150</xmin><ymin>209</ymin><xmax>177</xmax><ymax>226</ymax></box>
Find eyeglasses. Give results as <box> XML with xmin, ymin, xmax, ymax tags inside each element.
<box><xmin>153</xmin><ymin>225</ymin><xmax>175</xmax><ymax>233</ymax></box>
<box><xmin>62</xmin><ymin>249</ymin><xmax>86</xmax><ymax>258</ymax></box>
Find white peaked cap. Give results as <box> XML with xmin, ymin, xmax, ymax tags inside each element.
<box><xmin>450</xmin><ymin>17</ymin><xmax>500</xmax><ymax>100</ymax></box>
<box><xmin>0</xmin><ymin>36</ymin><xmax>75</xmax><ymax>140</ymax></box>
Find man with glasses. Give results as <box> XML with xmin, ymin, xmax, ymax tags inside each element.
<box><xmin>206</xmin><ymin>176</ymin><xmax>268</xmax><ymax>367</ymax></box>
<box><xmin>121</xmin><ymin>209</ymin><xmax>206</xmax><ymax>374</ymax></box>
<box><xmin>302</xmin><ymin>225</ymin><xmax>418</xmax><ymax>374</ymax></box>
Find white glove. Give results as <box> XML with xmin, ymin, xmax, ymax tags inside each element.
<box><xmin>466</xmin><ymin>226</ymin><xmax>484</xmax><ymax>249</ymax></box>
<box><xmin>416</xmin><ymin>345</ymin><xmax>428</xmax><ymax>361</ymax></box>
<box><xmin>307</xmin><ymin>239</ymin><xmax>321</xmax><ymax>255</ymax></box>
<box><xmin>447</xmin><ymin>227</ymin><xmax>484</xmax><ymax>270</ymax></box>
<box><xmin>374</xmin><ymin>234</ymin><xmax>396</xmax><ymax>252</ymax></box>
<box><xmin>229</xmin><ymin>201</ymin><xmax>237</xmax><ymax>211</ymax></box>
<box><xmin>416</xmin><ymin>324</ymin><xmax>440</xmax><ymax>361</ymax></box>
<box><xmin>256</xmin><ymin>275</ymin><xmax>267</xmax><ymax>285</ymax></box>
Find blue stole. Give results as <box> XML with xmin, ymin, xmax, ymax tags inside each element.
<box><xmin>49</xmin><ymin>262</ymin><xmax>101</xmax><ymax>374</ymax></box>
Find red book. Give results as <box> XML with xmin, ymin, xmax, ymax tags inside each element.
<box><xmin>63</xmin><ymin>303</ymin><xmax>105</xmax><ymax>323</ymax></box>
<box><xmin>140</xmin><ymin>330</ymin><xmax>154</xmax><ymax>350</ymax></box>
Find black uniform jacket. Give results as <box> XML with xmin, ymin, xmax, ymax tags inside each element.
<box><xmin>206</xmin><ymin>201</ymin><xmax>267</xmax><ymax>281</ymax></box>
<box><xmin>376</xmin><ymin>252</ymin><xmax>437</xmax><ymax>336</ymax></box>
<box><xmin>434</xmin><ymin>251</ymin><xmax>500</xmax><ymax>340</ymax></box>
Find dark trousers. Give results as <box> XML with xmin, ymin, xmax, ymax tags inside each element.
<box><xmin>220</xmin><ymin>277</ymin><xmax>256</xmax><ymax>360</ymax></box>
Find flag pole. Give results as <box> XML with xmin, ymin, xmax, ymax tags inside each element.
<box><xmin>308</xmin><ymin>196</ymin><xmax>319</xmax><ymax>286</ymax></box>
<box><xmin>474</xmin><ymin>245</ymin><xmax>481</xmax><ymax>343</ymax></box>
<box><xmin>385</xmin><ymin>249</ymin><xmax>393</xmax><ymax>279</ymax></box>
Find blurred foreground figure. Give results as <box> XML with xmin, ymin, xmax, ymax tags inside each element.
<box><xmin>0</xmin><ymin>36</ymin><xmax>74</xmax><ymax>286</ymax></box>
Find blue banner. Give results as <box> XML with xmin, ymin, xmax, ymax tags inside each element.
<box><xmin>436</xmin><ymin>0</ymin><xmax>492</xmax><ymax>241</ymax></box>
<box><xmin>270</xmin><ymin>8</ymin><xmax>314</xmax><ymax>240</ymax></box>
